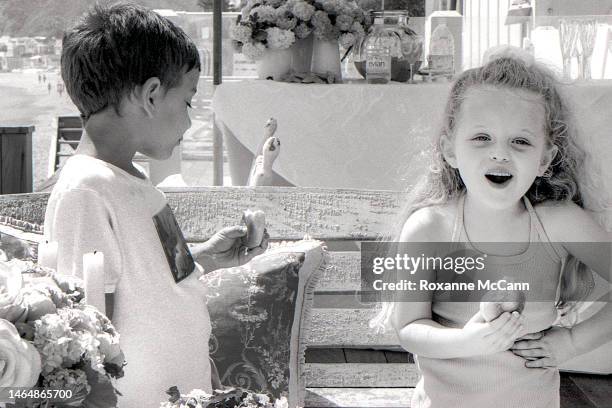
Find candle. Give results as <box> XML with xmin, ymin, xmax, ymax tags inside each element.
<box><xmin>83</xmin><ymin>251</ymin><xmax>106</xmax><ymax>315</ymax></box>
<box><xmin>38</xmin><ymin>241</ymin><xmax>58</xmax><ymax>271</ymax></box>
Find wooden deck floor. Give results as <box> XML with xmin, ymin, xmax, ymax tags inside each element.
<box><xmin>561</xmin><ymin>373</ymin><xmax>612</xmax><ymax>408</ymax></box>
<box><xmin>305</xmin><ymin>349</ymin><xmax>612</xmax><ymax>407</ymax></box>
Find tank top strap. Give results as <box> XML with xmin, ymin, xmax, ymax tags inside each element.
<box><xmin>522</xmin><ymin>196</ymin><xmax>568</xmax><ymax>261</ymax></box>
<box><xmin>451</xmin><ymin>194</ymin><xmax>465</xmax><ymax>243</ymax></box>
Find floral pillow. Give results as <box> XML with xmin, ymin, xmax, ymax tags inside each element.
<box><xmin>200</xmin><ymin>240</ymin><xmax>327</xmax><ymax>408</ymax></box>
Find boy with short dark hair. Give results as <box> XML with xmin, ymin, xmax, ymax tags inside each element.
<box><xmin>44</xmin><ymin>4</ymin><xmax>267</xmax><ymax>406</ymax></box>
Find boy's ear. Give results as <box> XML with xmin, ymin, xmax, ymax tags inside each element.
<box><xmin>538</xmin><ymin>144</ymin><xmax>559</xmax><ymax>176</ymax></box>
<box><xmin>135</xmin><ymin>77</ymin><xmax>162</xmax><ymax>118</ymax></box>
<box><xmin>440</xmin><ymin>133</ymin><xmax>458</xmax><ymax>168</ymax></box>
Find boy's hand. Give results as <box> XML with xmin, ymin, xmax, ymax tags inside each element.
<box><xmin>205</xmin><ymin>226</ymin><xmax>269</xmax><ymax>268</ymax></box>
<box><xmin>461</xmin><ymin>310</ymin><xmax>524</xmax><ymax>356</ymax></box>
<box><xmin>511</xmin><ymin>326</ymin><xmax>578</xmax><ymax>368</ymax></box>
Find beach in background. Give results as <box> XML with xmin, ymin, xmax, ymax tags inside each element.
<box><xmin>0</xmin><ymin>70</ymin><xmax>228</xmax><ymax>190</ymax></box>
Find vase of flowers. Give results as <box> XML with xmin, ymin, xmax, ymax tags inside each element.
<box><xmin>309</xmin><ymin>0</ymin><xmax>371</xmax><ymax>82</ymax></box>
<box><xmin>231</xmin><ymin>0</ymin><xmax>299</xmax><ymax>80</ymax></box>
<box><xmin>310</xmin><ymin>38</ymin><xmax>342</xmax><ymax>81</ymax></box>
<box><xmin>256</xmin><ymin>48</ymin><xmax>293</xmax><ymax>80</ymax></box>
<box><xmin>232</xmin><ymin>0</ymin><xmax>370</xmax><ymax>82</ymax></box>
<box><xmin>290</xmin><ymin>34</ymin><xmax>314</xmax><ymax>73</ymax></box>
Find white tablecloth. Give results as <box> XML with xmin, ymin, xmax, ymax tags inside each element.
<box><xmin>213</xmin><ymin>80</ymin><xmax>611</xmax><ymax>227</ymax></box>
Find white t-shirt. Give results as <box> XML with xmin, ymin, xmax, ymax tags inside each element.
<box><xmin>44</xmin><ymin>155</ymin><xmax>211</xmax><ymax>407</ymax></box>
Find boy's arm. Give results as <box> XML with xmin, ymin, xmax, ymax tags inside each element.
<box><xmin>191</xmin><ymin>226</ymin><xmax>269</xmax><ymax>270</ymax></box>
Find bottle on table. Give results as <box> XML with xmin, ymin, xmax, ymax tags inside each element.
<box><xmin>365</xmin><ymin>17</ymin><xmax>394</xmax><ymax>84</ymax></box>
<box><xmin>428</xmin><ymin>21</ymin><xmax>455</xmax><ymax>75</ymax></box>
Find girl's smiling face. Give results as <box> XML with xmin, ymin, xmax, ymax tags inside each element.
<box><xmin>442</xmin><ymin>86</ymin><xmax>558</xmax><ymax>209</ymax></box>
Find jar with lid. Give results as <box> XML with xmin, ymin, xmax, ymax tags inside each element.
<box><xmin>353</xmin><ymin>11</ymin><xmax>424</xmax><ymax>82</ymax></box>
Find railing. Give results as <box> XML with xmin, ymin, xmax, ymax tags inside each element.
<box><xmin>462</xmin><ymin>0</ymin><xmax>524</xmax><ymax>69</ymax></box>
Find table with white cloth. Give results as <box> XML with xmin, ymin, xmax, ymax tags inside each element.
<box><xmin>212</xmin><ymin>80</ymin><xmax>611</xmax><ymax>224</ymax></box>
<box><xmin>213</xmin><ymin>81</ymin><xmax>452</xmax><ymax>191</ymax></box>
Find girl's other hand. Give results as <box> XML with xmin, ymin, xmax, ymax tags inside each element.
<box><xmin>461</xmin><ymin>310</ymin><xmax>525</xmax><ymax>356</ymax></box>
<box><xmin>511</xmin><ymin>326</ymin><xmax>578</xmax><ymax>368</ymax></box>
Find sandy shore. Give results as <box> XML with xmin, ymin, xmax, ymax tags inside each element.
<box><xmin>0</xmin><ymin>71</ymin><xmax>78</xmax><ymax>190</ymax></box>
<box><xmin>0</xmin><ymin>71</ymin><xmax>228</xmax><ymax>189</ymax></box>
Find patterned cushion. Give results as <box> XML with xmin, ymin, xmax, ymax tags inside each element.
<box><xmin>200</xmin><ymin>240</ymin><xmax>326</xmax><ymax>408</ymax></box>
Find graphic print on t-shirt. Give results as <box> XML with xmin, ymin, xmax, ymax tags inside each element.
<box><xmin>152</xmin><ymin>205</ymin><xmax>195</xmax><ymax>283</ymax></box>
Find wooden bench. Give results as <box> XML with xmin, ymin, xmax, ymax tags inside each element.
<box><xmin>1</xmin><ymin>187</ymin><xmax>610</xmax><ymax>408</ymax></box>
<box><xmin>0</xmin><ymin>187</ymin><xmax>411</xmax><ymax>406</ymax></box>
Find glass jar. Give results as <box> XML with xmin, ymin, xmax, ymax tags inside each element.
<box><xmin>353</xmin><ymin>11</ymin><xmax>424</xmax><ymax>82</ymax></box>
<box><xmin>364</xmin><ymin>17</ymin><xmax>396</xmax><ymax>83</ymax></box>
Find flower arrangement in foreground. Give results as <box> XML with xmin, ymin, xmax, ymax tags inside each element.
<box><xmin>161</xmin><ymin>387</ymin><xmax>289</xmax><ymax>408</ymax></box>
<box><xmin>0</xmin><ymin>259</ymin><xmax>125</xmax><ymax>407</ymax></box>
<box><xmin>231</xmin><ymin>0</ymin><xmax>371</xmax><ymax>60</ymax></box>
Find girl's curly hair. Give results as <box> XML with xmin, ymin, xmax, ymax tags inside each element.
<box><xmin>371</xmin><ymin>57</ymin><xmax>592</xmax><ymax>333</ymax></box>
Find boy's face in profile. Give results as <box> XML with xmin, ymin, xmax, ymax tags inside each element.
<box><xmin>141</xmin><ymin>67</ymin><xmax>199</xmax><ymax>160</ymax></box>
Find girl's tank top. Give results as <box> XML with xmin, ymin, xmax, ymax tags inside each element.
<box><xmin>411</xmin><ymin>194</ymin><xmax>568</xmax><ymax>408</ymax></box>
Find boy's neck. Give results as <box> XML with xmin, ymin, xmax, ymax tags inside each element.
<box><xmin>75</xmin><ymin>114</ymin><xmax>142</xmax><ymax>178</ymax></box>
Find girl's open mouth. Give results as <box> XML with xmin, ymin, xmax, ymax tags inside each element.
<box><xmin>485</xmin><ymin>171</ymin><xmax>513</xmax><ymax>187</ymax></box>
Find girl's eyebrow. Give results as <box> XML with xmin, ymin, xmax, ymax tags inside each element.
<box><xmin>519</xmin><ymin>129</ymin><xmax>536</xmax><ymax>137</ymax></box>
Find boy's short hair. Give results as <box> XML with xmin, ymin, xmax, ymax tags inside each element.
<box><xmin>61</xmin><ymin>2</ymin><xmax>201</xmax><ymax>119</ymax></box>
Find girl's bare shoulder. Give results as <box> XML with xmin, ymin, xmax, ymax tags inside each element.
<box><xmin>400</xmin><ymin>200</ymin><xmax>458</xmax><ymax>242</ymax></box>
<box><xmin>533</xmin><ymin>200</ymin><xmax>610</xmax><ymax>242</ymax></box>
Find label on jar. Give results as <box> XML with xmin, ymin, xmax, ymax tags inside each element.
<box><xmin>428</xmin><ymin>54</ymin><xmax>453</xmax><ymax>72</ymax></box>
<box><xmin>366</xmin><ymin>55</ymin><xmax>391</xmax><ymax>75</ymax></box>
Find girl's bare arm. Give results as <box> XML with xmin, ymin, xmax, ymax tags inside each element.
<box><xmin>392</xmin><ymin>207</ymin><xmax>524</xmax><ymax>359</ymax></box>
<box><xmin>515</xmin><ymin>203</ymin><xmax>612</xmax><ymax>365</ymax></box>
<box><xmin>552</xmin><ymin>203</ymin><xmax>611</xmax><ymax>354</ymax></box>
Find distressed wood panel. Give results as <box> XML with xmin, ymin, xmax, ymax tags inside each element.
<box><xmin>0</xmin><ymin>188</ymin><xmax>404</xmax><ymax>241</ymax></box>
<box><xmin>305</xmin><ymin>308</ymin><xmax>400</xmax><ymax>348</ymax></box>
<box><xmin>312</xmin><ymin>293</ymin><xmax>377</xmax><ymax>309</ymax></box>
<box><xmin>315</xmin><ymin>252</ymin><xmax>362</xmax><ymax>292</ymax></box>
<box><xmin>304</xmin><ymin>363</ymin><xmax>419</xmax><ymax>387</ymax></box>
<box><xmin>0</xmin><ymin>193</ymin><xmax>48</xmax><ymax>228</ymax></box>
<box><xmin>163</xmin><ymin>187</ymin><xmax>404</xmax><ymax>242</ymax></box>
<box><xmin>305</xmin><ymin>388</ymin><xmax>413</xmax><ymax>408</ymax></box>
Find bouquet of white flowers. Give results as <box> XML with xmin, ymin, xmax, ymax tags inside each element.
<box><xmin>231</xmin><ymin>0</ymin><xmax>299</xmax><ymax>60</ymax></box>
<box><xmin>308</xmin><ymin>0</ymin><xmax>371</xmax><ymax>48</ymax></box>
<box><xmin>0</xmin><ymin>259</ymin><xmax>125</xmax><ymax>407</ymax></box>
<box><xmin>161</xmin><ymin>387</ymin><xmax>290</xmax><ymax>408</ymax></box>
<box><xmin>231</xmin><ymin>0</ymin><xmax>370</xmax><ymax>60</ymax></box>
